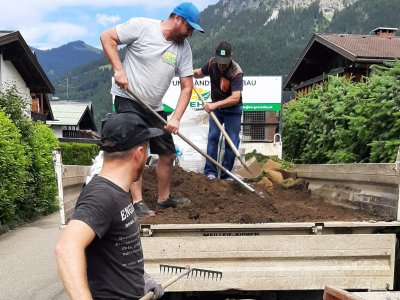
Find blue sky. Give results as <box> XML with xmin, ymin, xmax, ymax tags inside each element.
<box><xmin>1</xmin><ymin>1</ymin><xmax>218</xmax><ymax>50</ymax></box>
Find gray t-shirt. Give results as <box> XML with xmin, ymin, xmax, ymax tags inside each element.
<box><xmin>111</xmin><ymin>17</ymin><xmax>194</xmax><ymax>111</ymax></box>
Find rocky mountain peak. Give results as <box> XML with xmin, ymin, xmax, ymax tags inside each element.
<box><xmin>215</xmin><ymin>0</ymin><xmax>358</xmax><ymax>21</ymax></box>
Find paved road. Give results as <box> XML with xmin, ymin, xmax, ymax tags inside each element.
<box><xmin>0</xmin><ymin>212</ymin><xmax>68</xmax><ymax>300</ymax></box>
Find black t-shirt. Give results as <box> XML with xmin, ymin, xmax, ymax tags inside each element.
<box><xmin>201</xmin><ymin>57</ymin><xmax>243</xmax><ymax>104</ymax></box>
<box><xmin>72</xmin><ymin>176</ymin><xmax>144</xmax><ymax>299</ymax></box>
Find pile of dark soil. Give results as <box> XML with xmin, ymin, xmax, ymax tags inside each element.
<box><xmin>139</xmin><ymin>166</ymin><xmax>392</xmax><ymax>224</ymax></box>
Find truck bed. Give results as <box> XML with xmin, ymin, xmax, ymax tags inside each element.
<box><xmin>142</xmin><ymin>221</ymin><xmax>400</xmax><ymax>292</ymax></box>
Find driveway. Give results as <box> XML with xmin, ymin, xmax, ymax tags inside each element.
<box><xmin>0</xmin><ymin>212</ymin><xmax>68</xmax><ymax>300</ymax></box>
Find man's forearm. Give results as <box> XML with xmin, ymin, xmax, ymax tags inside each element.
<box><xmin>56</xmin><ymin>249</ymin><xmax>92</xmax><ymax>300</ymax></box>
<box><xmin>171</xmin><ymin>76</ymin><xmax>193</xmax><ymax>121</ymax></box>
<box><xmin>217</xmin><ymin>92</ymin><xmax>241</xmax><ymax>109</ymax></box>
<box><xmin>172</xmin><ymin>86</ymin><xmax>192</xmax><ymax>121</ymax></box>
<box><xmin>100</xmin><ymin>29</ymin><xmax>123</xmax><ymax>72</ymax></box>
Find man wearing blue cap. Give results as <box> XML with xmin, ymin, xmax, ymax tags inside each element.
<box><xmin>100</xmin><ymin>3</ymin><xmax>204</xmax><ymax>217</ymax></box>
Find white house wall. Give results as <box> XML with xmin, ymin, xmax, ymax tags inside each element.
<box><xmin>0</xmin><ymin>56</ymin><xmax>32</xmax><ymax>118</ymax></box>
<box><xmin>1</xmin><ymin>59</ymin><xmax>31</xmax><ymax>100</ymax></box>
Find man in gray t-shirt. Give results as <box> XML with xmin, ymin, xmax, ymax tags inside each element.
<box><xmin>100</xmin><ymin>2</ymin><xmax>204</xmax><ymax>217</ymax></box>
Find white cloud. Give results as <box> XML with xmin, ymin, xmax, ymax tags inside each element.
<box><xmin>0</xmin><ymin>0</ymin><xmax>217</xmax><ymax>49</ymax></box>
<box><xmin>21</xmin><ymin>22</ymin><xmax>88</xmax><ymax>50</ymax></box>
<box><xmin>96</xmin><ymin>14</ymin><xmax>121</xmax><ymax>27</ymax></box>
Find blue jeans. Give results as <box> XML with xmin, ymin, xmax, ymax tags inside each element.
<box><xmin>204</xmin><ymin>105</ymin><xmax>242</xmax><ymax>179</ymax></box>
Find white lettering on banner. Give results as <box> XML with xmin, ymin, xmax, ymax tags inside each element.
<box><xmin>120</xmin><ymin>203</ymin><xmax>135</xmax><ymax>221</ymax></box>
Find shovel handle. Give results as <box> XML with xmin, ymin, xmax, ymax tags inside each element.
<box><xmin>125</xmin><ymin>87</ymin><xmax>262</xmax><ymax>198</ymax></box>
<box><xmin>193</xmin><ymin>85</ymin><xmax>240</xmax><ymax>157</ymax></box>
<box><xmin>193</xmin><ymin>85</ymin><xmax>253</xmax><ymax>175</ymax></box>
<box><xmin>193</xmin><ymin>85</ymin><xmax>241</xmax><ymax>158</ymax></box>
<box><xmin>139</xmin><ymin>267</ymin><xmax>191</xmax><ymax>300</ymax></box>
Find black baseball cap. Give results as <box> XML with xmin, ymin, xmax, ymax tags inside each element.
<box><xmin>100</xmin><ymin>113</ymin><xmax>163</xmax><ymax>153</ymax></box>
<box><xmin>215</xmin><ymin>41</ymin><xmax>232</xmax><ymax>65</ymax></box>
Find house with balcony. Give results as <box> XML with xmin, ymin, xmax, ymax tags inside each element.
<box><xmin>48</xmin><ymin>100</ymin><xmax>99</xmax><ymax>143</ymax></box>
<box><xmin>0</xmin><ymin>30</ymin><xmax>54</xmax><ymax>122</ymax></box>
<box><xmin>283</xmin><ymin>27</ymin><xmax>400</xmax><ymax>99</ymax></box>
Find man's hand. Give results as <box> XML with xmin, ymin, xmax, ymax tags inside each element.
<box><xmin>144</xmin><ymin>276</ymin><xmax>164</xmax><ymax>299</ymax></box>
<box><xmin>165</xmin><ymin>117</ymin><xmax>180</xmax><ymax>134</ymax></box>
<box><xmin>114</xmin><ymin>69</ymin><xmax>129</xmax><ymax>90</ymax></box>
<box><xmin>205</xmin><ymin>102</ymin><xmax>219</xmax><ymax>113</ymax></box>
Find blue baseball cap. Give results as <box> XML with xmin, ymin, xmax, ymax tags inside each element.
<box><xmin>172</xmin><ymin>2</ymin><xmax>204</xmax><ymax>33</ymax></box>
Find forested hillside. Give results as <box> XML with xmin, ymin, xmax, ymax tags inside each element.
<box><xmin>191</xmin><ymin>1</ymin><xmax>328</xmax><ymax>77</ymax></box>
<box><xmin>33</xmin><ymin>41</ymin><xmax>103</xmax><ymax>81</ymax></box>
<box><xmin>326</xmin><ymin>0</ymin><xmax>400</xmax><ymax>34</ymax></box>
<box><xmin>53</xmin><ymin>0</ymin><xmax>400</xmax><ymax>129</ymax></box>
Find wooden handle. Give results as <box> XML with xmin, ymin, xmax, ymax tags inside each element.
<box><xmin>193</xmin><ymin>85</ymin><xmax>253</xmax><ymax>175</ymax></box>
<box><xmin>125</xmin><ymin>87</ymin><xmax>260</xmax><ymax>196</ymax></box>
<box><xmin>139</xmin><ymin>267</ymin><xmax>191</xmax><ymax>300</ymax></box>
<box><xmin>193</xmin><ymin>85</ymin><xmax>241</xmax><ymax>158</ymax></box>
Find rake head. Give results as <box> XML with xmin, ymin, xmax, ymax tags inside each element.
<box><xmin>160</xmin><ymin>264</ymin><xmax>222</xmax><ymax>281</ymax></box>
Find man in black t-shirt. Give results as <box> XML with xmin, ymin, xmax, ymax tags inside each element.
<box><xmin>194</xmin><ymin>41</ymin><xmax>243</xmax><ymax>180</ymax></box>
<box><xmin>55</xmin><ymin>113</ymin><xmax>164</xmax><ymax>299</ymax></box>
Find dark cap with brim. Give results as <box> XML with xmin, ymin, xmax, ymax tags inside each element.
<box><xmin>100</xmin><ymin>113</ymin><xmax>163</xmax><ymax>153</ymax></box>
<box><xmin>215</xmin><ymin>41</ymin><xmax>232</xmax><ymax>65</ymax></box>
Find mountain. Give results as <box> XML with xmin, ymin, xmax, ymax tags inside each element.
<box><xmin>51</xmin><ymin>0</ymin><xmax>400</xmax><ymax>129</ymax></box>
<box><xmin>33</xmin><ymin>41</ymin><xmax>103</xmax><ymax>81</ymax></box>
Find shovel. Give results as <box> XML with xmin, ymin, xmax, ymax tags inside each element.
<box><xmin>140</xmin><ymin>265</ymin><xmax>222</xmax><ymax>300</ymax></box>
<box><xmin>125</xmin><ymin>87</ymin><xmax>263</xmax><ymax>198</ymax></box>
<box><xmin>193</xmin><ymin>85</ymin><xmax>253</xmax><ymax>175</ymax></box>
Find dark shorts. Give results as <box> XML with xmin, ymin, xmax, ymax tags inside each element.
<box><xmin>114</xmin><ymin>96</ymin><xmax>176</xmax><ymax>156</ymax></box>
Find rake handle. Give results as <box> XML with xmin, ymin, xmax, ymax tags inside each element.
<box><xmin>139</xmin><ymin>267</ymin><xmax>191</xmax><ymax>300</ymax></box>
<box><xmin>125</xmin><ymin>87</ymin><xmax>262</xmax><ymax>198</ymax></box>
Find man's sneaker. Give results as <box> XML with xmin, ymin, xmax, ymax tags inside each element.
<box><xmin>206</xmin><ymin>174</ymin><xmax>217</xmax><ymax>180</ymax></box>
<box><xmin>134</xmin><ymin>201</ymin><xmax>156</xmax><ymax>217</ymax></box>
<box><xmin>156</xmin><ymin>195</ymin><xmax>190</xmax><ymax>211</ymax></box>
<box><xmin>225</xmin><ymin>177</ymin><xmax>234</xmax><ymax>181</ymax></box>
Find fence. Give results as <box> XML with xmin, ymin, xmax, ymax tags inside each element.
<box><xmin>53</xmin><ymin>148</ymin><xmax>91</xmax><ymax>225</ymax></box>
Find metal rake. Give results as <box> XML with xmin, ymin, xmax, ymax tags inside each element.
<box><xmin>160</xmin><ymin>264</ymin><xmax>223</xmax><ymax>281</ymax></box>
<box><xmin>139</xmin><ymin>264</ymin><xmax>222</xmax><ymax>300</ymax></box>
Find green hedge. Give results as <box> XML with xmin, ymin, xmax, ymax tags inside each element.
<box><xmin>283</xmin><ymin>60</ymin><xmax>400</xmax><ymax>163</ymax></box>
<box><xmin>0</xmin><ymin>111</ymin><xmax>29</xmax><ymax>223</ymax></box>
<box><xmin>25</xmin><ymin>122</ymin><xmax>60</xmax><ymax>217</ymax></box>
<box><xmin>60</xmin><ymin>142</ymin><xmax>100</xmax><ymax>165</ymax></box>
<box><xmin>0</xmin><ymin>87</ymin><xmax>60</xmax><ymax>224</ymax></box>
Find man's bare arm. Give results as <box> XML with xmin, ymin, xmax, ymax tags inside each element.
<box><xmin>166</xmin><ymin>76</ymin><xmax>193</xmax><ymax>133</ymax></box>
<box><xmin>193</xmin><ymin>68</ymin><xmax>204</xmax><ymax>79</ymax></box>
<box><xmin>55</xmin><ymin>220</ymin><xmax>96</xmax><ymax>300</ymax></box>
<box><xmin>205</xmin><ymin>91</ymin><xmax>241</xmax><ymax>113</ymax></box>
<box><xmin>100</xmin><ymin>28</ymin><xmax>128</xmax><ymax>90</ymax></box>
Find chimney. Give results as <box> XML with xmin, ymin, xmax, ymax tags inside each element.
<box><xmin>372</xmin><ymin>27</ymin><xmax>398</xmax><ymax>37</ymax></box>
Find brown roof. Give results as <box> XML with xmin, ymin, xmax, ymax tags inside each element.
<box><xmin>318</xmin><ymin>33</ymin><xmax>400</xmax><ymax>59</ymax></box>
